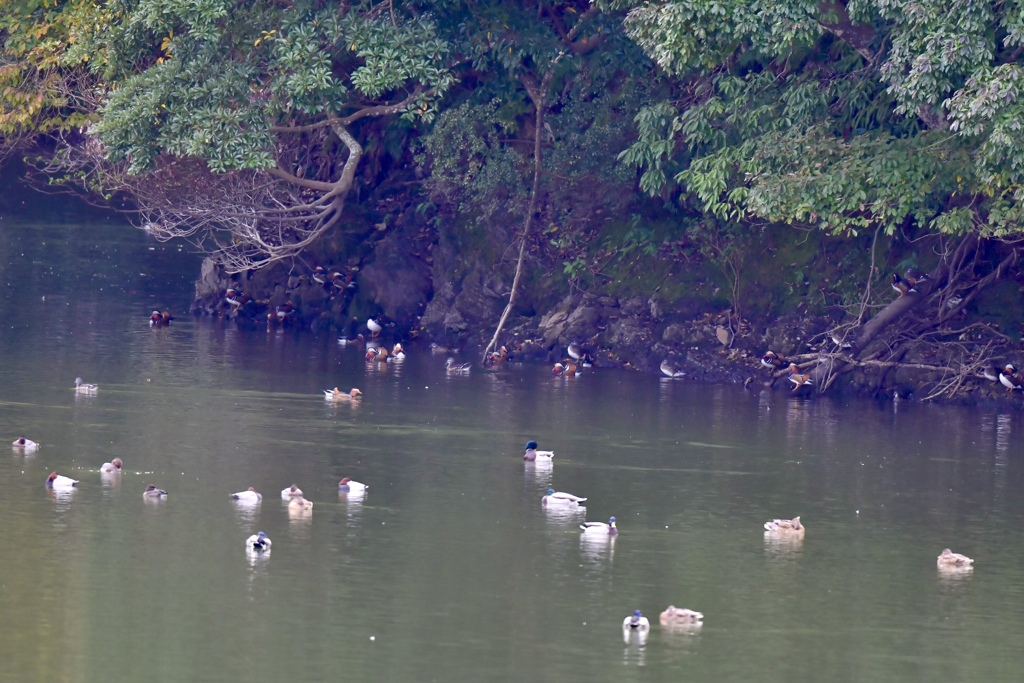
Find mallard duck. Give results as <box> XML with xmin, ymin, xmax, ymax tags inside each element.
<box><xmin>623</xmin><ymin>610</ymin><xmax>650</xmax><ymax>632</ymax></box>
<box><xmin>142</xmin><ymin>484</ymin><xmax>168</xmax><ymax>498</ymax></box>
<box><xmin>999</xmin><ymin>364</ymin><xmax>1023</xmax><ymax>392</ymax></box>
<box><xmin>660</xmin><ymin>360</ymin><xmax>685</xmax><ymax>377</ymax></box>
<box><xmin>542</xmin><ymin>488</ymin><xmax>586</xmax><ymax>506</ymax></box>
<box><xmin>891</xmin><ymin>273</ymin><xmax>916</xmax><ymax>297</ymax></box>
<box><xmin>523</xmin><ymin>440</ymin><xmax>554</xmax><ymax>462</ymax></box>
<box><xmin>74</xmin><ymin>377</ymin><xmax>98</xmax><ymax>394</ymax></box>
<box><xmin>338</xmin><ymin>478</ymin><xmax>368</xmax><ymax>494</ymax></box>
<box><xmin>100</xmin><ymin>457</ymin><xmax>123</xmax><ymax>473</ymax></box>
<box><xmin>280</xmin><ymin>484</ymin><xmax>304</xmax><ymax>499</ymax></box>
<box><xmin>246</xmin><ymin>531</ymin><xmax>271</xmax><ymax>551</ymax></box>
<box><xmin>445</xmin><ymin>358</ymin><xmax>471</xmax><ymax>374</ymax></box>
<box><xmin>552</xmin><ymin>361</ymin><xmax>579</xmax><ymax>377</ymax></box>
<box><xmin>324</xmin><ymin>387</ymin><xmax>363</xmax><ymax>401</ymax></box>
<box><xmin>937</xmin><ymin>548</ymin><xmax>973</xmax><ymax>569</ymax></box>
<box><xmin>764</xmin><ymin>516</ymin><xmax>805</xmax><ymax>536</ymax></box>
<box><xmin>149</xmin><ymin>310</ymin><xmax>173</xmax><ymax>327</ymax></box>
<box><xmin>288</xmin><ymin>496</ymin><xmax>313</xmax><ymax>510</ymax></box>
<box><xmin>367</xmin><ymin>317</ymin><xmax>382</xmax><ymax>338</ymax></box>
<box><xmin>660</xmin><ymin>606</ymin><xmax>704</xmax><ymax>625</ymax></box>
<box><xmin>391</xmin><ymin>343</ymin><xmax>406</xmax><ymax>360</ymax></box>
<box><xmin>580</xmin><ymin>516</ymin><xmax>617</xmax><ymax>535</ymax></box>
<box><xmin>12</xmin><ymin>436</ymin><xmax>38</xmax><ymax>451</ymax></box>
<box><xmin>230</xmin><ymin>487</ymin><xmax>262</xmax><ymax>503</ymax></box>
<box><xmin>46</xmin><ymin>472</ymin><xmax>78</xmax><ymax>489</ymax></box>
<box><xmin>787</xmin><ymin>364</ymin><xmax>814</xmax><ymax>391</ymax></box>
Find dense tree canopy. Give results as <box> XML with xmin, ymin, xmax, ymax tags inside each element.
<box><xmin>611</xmin><ymin>0</ymin><xmax>1024</xmax><ymax>239</ymax></box>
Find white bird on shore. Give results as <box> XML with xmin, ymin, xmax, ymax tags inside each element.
<box><xmin>660</xmin><ymin>360</ymin><xmax>685</xmax><ymax>378</ymax></box>
<box><xmin>367</xmin><ymin>318</ymin><xmax>382</xmax><ymax>338</ymax></box>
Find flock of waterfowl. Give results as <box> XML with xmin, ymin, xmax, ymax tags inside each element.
<box><xmin>16</xmin><ymin>313</ymin><xmax>975</xmax><ymax>641</ymax></box>
<box><xmin>522</xmin><ymin>439</ymin><xmax>703</xmax><ymax>639</ymax></box>
<box><xmin>17</xmin><ymin>377</ymin><xmax>370</xmax><ymax>555</ymax></box>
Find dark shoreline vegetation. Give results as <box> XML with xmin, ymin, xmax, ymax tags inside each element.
<box><xmin>2</xmin><ymin>0</ymin><xmax>1024</xmax><ymax>403</ymax></box>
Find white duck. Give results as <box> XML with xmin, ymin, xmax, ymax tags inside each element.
<box><xmin>523</xmin><ymin>440</ymin><xmax>554</xmax><ymax>462</ymax></box>
<box><xmin>12</xmin><ymin>436</ymin><xmax>38</xmax><ymax>451</ymax></box>
<box><xmin>288</xmin><ymin>496</ymin><xmax>313</xmax><ymax>511</ymax></box>
<box><xmin>542</xmin><ymin>488</ymin><xmax>586</xmax><ymax>506</ymax></box>
<box><xmin>366</xmin><ymin>317</ymin><xmax>382</xmax><ymax>338</ymax></box>
<box><xmin>46</xmin><ymin>471</ymin><xmax>78</xmax><ymax>489</ymax></box>
<box><xmin>623</xmin><ymin>610</ymin><xmax>650</xmax><ymax>633</ymax></box>
<box><xmin>281</xmin><ymin>484</ymin><xmax>304</xmax><ymax>499</ymax></box>
<box><xmin>246</xmin><ymin>531</ymin><xmax>272</xmax><ymax>551</ymax></box>
<box><xmin>338</xmin><ymin>478</ymin><xmax>368</xmax><ymax>494</ymax></box>
<box><xmin>74</xmin><ymin>377</ymin><xmax>98</xmax><ymax>394</ymax></box>
<box><xmin>230</xmin><ymin>487</ymin><xmax>263</xmax><ymax>503</ymax></box>
<box><xmin>100</xmin><ymin>457</ymin><xmax>123</xmax><ymax>473</ymax></box>
<box><xmin>580</xmin><ymin>516</ymin><xmax>618</xmax><ymax>536</ymax></box>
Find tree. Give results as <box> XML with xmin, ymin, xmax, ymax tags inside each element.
<box><xmin>609</xmin><ymin>0</ymin><xmax>1024</xmax><ymax>393</ymax></box>
<box><xmin>26</xmin><ymin>0</ymin><xmax>454</xmax><ymax>272</ymax></box>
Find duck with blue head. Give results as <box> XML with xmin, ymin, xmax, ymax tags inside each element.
<box><xmin>623</xmin><ymin>610</ymin><xmax>650</xmax><ymax>632</ymax></box>
<box><xmin>581</xmin><ymin>516</ymin><xmax>617</xmax><ymax>536</ymax></box>
<box><xmin>542</xmin><ymin>489</ymin><xmax>586</xmax><ymax>506</ymax></box>
<box><xmin>246</xmin><ymin>531</ymin><xmax>271</xmax><ymax>551</ymax></box>
<box><xmin>523</xmin><ymin>441</ymin><xmax>554</xmax><ymax>462</ymax></box>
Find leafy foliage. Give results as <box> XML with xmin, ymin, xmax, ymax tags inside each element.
<box><xmin>611</xmin><ymin>0</ymin><xmax>1024</xmax><ymax>238</ymax></box>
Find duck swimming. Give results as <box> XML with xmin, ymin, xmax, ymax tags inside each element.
<box><xmin>523</xmin><ymin>440</ymin><xmax>554</xmax><ymax>462</ymax></box>
<box><xmin>391</xmin><ymin>343</ymin><xmax>406</xmax><ymax>360</ymax></box>
<box><xmin>143</xmin><ymin>485</ymin><xmax>168</xmax><ymax>498</ymax></box>
<box><xmin>230</xmin><ymin>487</ymin><xmax>263</xmax><ymax>503</ymax></box>
<box><xmin>937</xmin><ymin>548</ymin><xmax>974</xmax><ymax>569</ymax></box>
<box><xmin>288</xmin><ymin>496</ymin><xmax>313</xmax><ymax>511</ymax></box>
<box><xmin>246</xmin><ymin>531</ymin><xmax>272</xmax><ymax>551</ymax></box>
<box><xmin>623</xmin><ymin>610</ymin><xmax>650</xmax><ymax>632</ymax></box>
<box><xmin>764</xmin><ymin>516</ymin><xmax>805</xmax><ymax>536</ymax></box>
<box><xmin>74</xmin><ymin>377</ymin><xmax>98</xmax><ymax>394</ymax></box>
<box><xmin>338</xmin><ymin>478</ymin><xmax>368</xmax><ymax>494</ymax></box>
<box><xmin>100</xmin><ymin>457</ymin><xmax>123</xmax><ymax>473</ymax></box>
<box><xmin>46</xmin><ymin>472</ymin><xmax>78</xmax><ymax>489</ymax></box>
<box><xmin>281</xmin><ymin>484</ymin><xmax>304</xmax><ymax>499</ymax></box>
<box><xmin>445</xmin><ymin>357</ymin><xmax>472</xmax><ymax>374</ymax></box>
<box><xmin>324</xmin><ymin>387</ymin><xmax>363</xmax><ymax>401</ymax></box>
<box><xmin>542</xmin><ymin>489</ymin><xmax>586</xmax><ymax>506</ymax></box>
<box><xmin>660</xmin><ymin>606</ymin><xmax>704</xmax><ymax>626</ymax></box>
<box><xmin>580</xmin><ymin>516</ymin><xmax>617</xmax><ymax>536</ymax></box>
<box><xmin>12</xmin><ymin>436</ymin><xmax>38</xmax><ymax>451</ymax></box>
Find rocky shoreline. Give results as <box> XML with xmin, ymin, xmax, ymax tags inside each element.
<box><xmin>191</xmin><ymin>257</ymin><xmax>1023</xmax><ymax>405</ymax></box>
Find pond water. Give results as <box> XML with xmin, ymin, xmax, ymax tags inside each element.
<box><xmin>1</xmin><ymin>211</ymin><xmax>1023</xmax><ymax>682</ymax></box>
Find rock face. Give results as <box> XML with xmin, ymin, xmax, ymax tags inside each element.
<box><xmin>189</xmin><ymin>250</ymin><xmax>1020</xmax><ymax>404</ymax></box>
